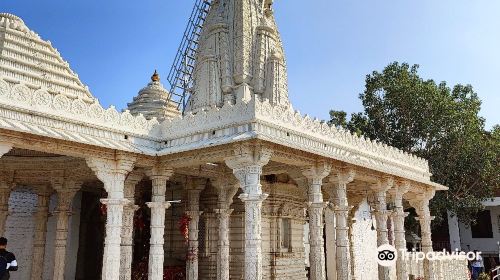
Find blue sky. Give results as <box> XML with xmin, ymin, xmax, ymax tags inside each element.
<box><xmin>3</xmin><ymin>0</ymin><xmax>499</xmax><ymax>128</ymax></box>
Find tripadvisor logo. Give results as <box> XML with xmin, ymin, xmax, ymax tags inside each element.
<box><xmin>376</xmin><ymin>244</ymin><xmax>398</xmax><ymax>267</ymax></box>
<box><xmin>374</xmin><ymin>244</ymin><xmax>482</xmax><ymax>267</ymax></box>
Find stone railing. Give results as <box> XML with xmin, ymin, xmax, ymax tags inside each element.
<box><xmin>0</xmin><ymin>78</ymin><xmax>160</xmax><ymax>136</ymax></box>
<box><xmin>405</xmin><ymin>253</ymin><xmax>469</xmax><ymax>280</ymax></box>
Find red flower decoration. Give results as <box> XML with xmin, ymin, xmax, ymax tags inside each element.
<box><xmin>178</xmin><ymin>214</ymin><xmax>191</xmax><ymax>243</ymax></box>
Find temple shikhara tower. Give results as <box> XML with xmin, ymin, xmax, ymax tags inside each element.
<box><xmin>0</xmin><ymin>1</ymin><xmax>468</xmax><ymax>280</ymax></box>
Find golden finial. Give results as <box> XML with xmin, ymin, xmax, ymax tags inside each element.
<box><xmin>151</xmin><ymin>70</ymin><xmax>160</xmax><ymax>82</ymax></box>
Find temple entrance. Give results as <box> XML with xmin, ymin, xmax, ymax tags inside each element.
<box><xmin>75</xmin><ymin>190</ymin><xmax>105</xmax><ymax>280</ymax></box>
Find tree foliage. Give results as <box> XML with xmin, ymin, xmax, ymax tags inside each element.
<box><xmin>331</xmin><ymin>62</ymin><xmax>499</xmax><ymax>224</ymax></box>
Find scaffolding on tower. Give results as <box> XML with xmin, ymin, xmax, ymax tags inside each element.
<box><xmin>167</xmin><ymin>0</ymin><xmax>212</xmax><ymax>113</ymax></box>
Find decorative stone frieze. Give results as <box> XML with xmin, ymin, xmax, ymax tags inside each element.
<box><xmin>0</xmin><ymin>78</ymin><xmax>160</xmax><ymax>136</ymax></box>
<box><xmin>145</xmin><ymin>164</ymin><xmax>174</xmax><ymax>280</ymax></box>
<box><xmin>120</xmin><ymin>171</ymin><xmax>143</xmax><ymax>280</ymax></box>
<box><xmin>225</xmin><ymin>145</ymin><xmax>273</xmax><ymax>280</ymax></box>
<box><xmin>301</xmin><ymin>163</ymin><xmax>331</xmax><ymax>280</ymax></box>
<box><xmin>371</xmin><ymin>177</ymin><xmax>394</xmax><ymax>280</ymax></box>
<box><xmin>389</xmin><ymin>182</ymin><xmax>410</xmax><ymax>280</ymax></box>
<box><xmin>86</xmin><ymin>154</ymin><xmax>136</xmax><ymax>280</ymax></box>
<box><xmin>31</xmin><ymin>184</ymin><xmax>51</xmax><ymax>280</ymax></box>
<box><xmin>331</xmin><ymin>168</ymin><xmax>355</xmax><ymax>280</ymax></box>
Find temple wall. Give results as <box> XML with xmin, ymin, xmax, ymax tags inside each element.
<box><xmin>4</xmin><ymin>189</ymin><xmax>81</xmax><ymax>280</ymax></box>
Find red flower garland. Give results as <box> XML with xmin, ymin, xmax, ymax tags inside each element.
<box><xmin>178</xmin><ymin>214</ymin><xmax>191</xmax><ymax>243</ymax></box>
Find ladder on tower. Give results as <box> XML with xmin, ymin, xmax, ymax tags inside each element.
<box><xmin>167</xmin><ymin>0</ymin><xmax>212</xmax><ymax>112</ymax></box>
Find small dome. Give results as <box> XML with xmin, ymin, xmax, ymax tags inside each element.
<box><xmin>127</xmin><ymin>71</ymin><xmax>180</xmax><ymax>121</ymax></box>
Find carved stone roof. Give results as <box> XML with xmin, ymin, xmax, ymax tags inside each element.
<box><xmin>127</xmin><ymin>71</ymin><xmax>180</xmax><ymax>121</ymax></box>
<box><xmin>0</xmin><ymin>13</ymin><xmax>95</xmax><ymax>101</ymax></box>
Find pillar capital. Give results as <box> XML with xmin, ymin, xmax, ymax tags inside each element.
<box><xmin>187</xmin><ymin>177</ymin><xmax>207</xmax><ymax>192</ymax></box>
<box><xmin>212</xmin><ymin>176</ymin><xmax>239</xmax><ymax>203</ymax></box>
<box><xmin>301</xmin><ymin>162</ymin><xmax>331</xmax><ymax>182</ymax></box>
<box><xmin>146</xmin><ymin>201</ymin><xmax>172</xmax><ymax>209</ymax></box>
<box><xmin>123</xmin><ymin>171</ymin><xmax>143</xmax><ymax>203</ymax></box>
<box><xmin>238</xmin><ymin>192</ymin><xmax>268</xmax><ymax>202</ymax></box>
<box><xmin>145</xmin><ymin>162</ymin><xmax>174</xmax><ymax>181</ymax></box>
<box><xmin>185</xmin><ymin>210</ymin><xmax>204</xmax><ymax>218</ymax></box>
<box><xmin>331</xmin><ymin>168</ymin><xmax>356</xmax><ymax>185</ymax></box>
<box><xmin>86</xmin><ymin>154</ymin><xmax>136</xmax><ymax>197</ymax></box>
<box><xmin>100</xmin><ymin>198</ymin><xmax>130</xmax><ymax>206</ymax></box>
<box><xmin>225</xmin><ymin>144</ymin><xmax>273</xmax><ymax>170</ymax></box>
<box><xmin>53</xmin><ymin>182</ymin><xmax>81</xmax><ymax>213</ymax></box>
<box><xmin>389</xmin><ymin>181</ymin><xmax>410</xmax><ymax>207</ymax></box>
<box><xmin>214</xmin><ymin>208</ymin><xmax>234</xmax><ymax>217</ymax></box>
<box><xmin>226</xmin><ymin>143</ymin><xmax>271</xmax><ymax>194</ymax></box>
<box><xmin>371</xmin><ymin>176</ymin><xmax>394</xmax><ymax>193</ymax></box>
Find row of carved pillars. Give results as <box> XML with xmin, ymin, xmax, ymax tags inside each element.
<box><xmin>324</xmin><ymin>177</ymin><xmax>436</xmax><ymax>280</ymax></box>
<box><xmin>0</xmin><ymin>143</ymin><xmax>436</xmax><ymax>280</ymax></box>
<box><xmin>88</xmin><ymin>149</ymin><xmax>435</xmax><ymax>280</ymax></box>
<box><xmin>0</xmin><ymin>175</ymin><xmax>82</xmax><ymax>280</ymax></box>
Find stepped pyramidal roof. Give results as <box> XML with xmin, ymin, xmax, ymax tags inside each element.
<box><xmin>0</xmin><ymin>13</ymin><xmax>95</xmax><ymax>102</ymax></box>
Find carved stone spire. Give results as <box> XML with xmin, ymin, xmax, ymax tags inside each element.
<box><xmin>189</xmin><ymin>0</ymin><xmax>289</xmax><ymax>113</ymax></box>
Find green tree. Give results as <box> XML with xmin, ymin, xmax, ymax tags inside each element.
<box><xmin>331</xmin><ymin>62</ymin><xmax>499</xmax><ymax>224</ymax></box>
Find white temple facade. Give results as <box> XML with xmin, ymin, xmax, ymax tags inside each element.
<box><xmin>0</xmin><ymin>1</ymin><xmax>468</xmax><ymax>279</ymax></box>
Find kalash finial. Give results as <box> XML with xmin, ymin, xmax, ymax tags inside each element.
<box><xmin>151</xmin><ymin>70</ymin><xmax>160</xmax><ymax>82</ymax></box>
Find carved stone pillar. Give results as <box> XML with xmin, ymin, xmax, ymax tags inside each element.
<box><xmin>186</xmin><ymin>179</ymin><xmax>205</xmax><ymax>280</ymax></box>
<box><xmin>120</xmin><ymin>172</ymin><xmax>143</xmax><ymax>280</ymax></box>
<box><xmin>86</xmin><ymin>154</ymin><xmax>136</xmax><ymax>280</ymax></box>
<box><xmin>302</xmin><ymin>163</ymin><xmax>331</xmax><ymax>280</ymax></box>
<box><xmin>0</xmin><ymin>143</ymin><xmax>13</xmax><ymax>237</ymax></box>
<box><xmin>52</xmin><ymin>179</ymin><xmax>81</xmax><ymax>280</ymax></box>
<box><xmin>372</xmin><ymin>178</ymin><xmax>393</xmax><ymax>280</ymax></box>
<box><xmin>31</xmin><ymin>185</ymin><xmax>51</xmax><ymax>280</ymax></box>
<box><xmin>0</xmin><ymin>176</ymin><xmax>13</xmax><ymax>237</ymax></box>
<box><xmin>213</xmin><ymin>178</ymin><xmax>239</xmax><ymax>280</ymax></box>
<box><xmin>390</xmin><ymin>182</ymin><xmax>410</xmax><ymax>280</ymax></box>
<box><xmin>324</xmin><ymin>207</ymin><xmax>336</xmax><ymax>280</ymax></box>
<box><xmin>331</xmin><ymin>168</ymin><xmax>355</xmax><ymax>280</ymax></box>
<box><xmin>146</xmin><ymin>165</ymin><xmax>174</xmax><ymax>280</ymax></box>
<box><xmin>225</xmin><ymin>145</ymin><xmax>273</xmax><ymax>280</ymax></box>
<box><xmin>412</xmin><ymin>190</ymin><xmax>436</xmax><ymax>280</ymax></box>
